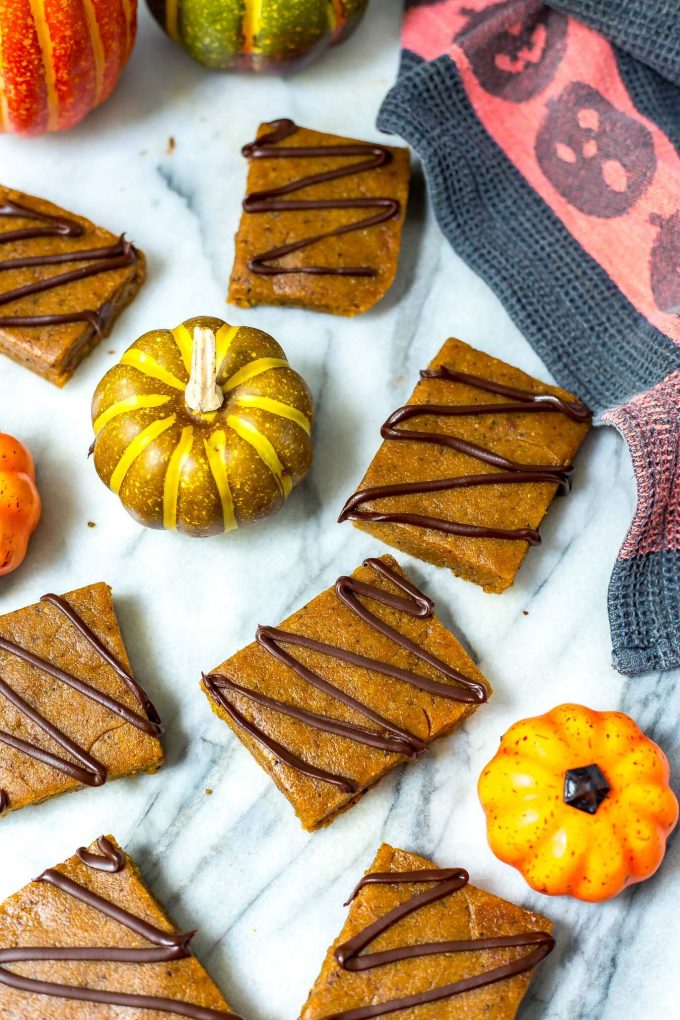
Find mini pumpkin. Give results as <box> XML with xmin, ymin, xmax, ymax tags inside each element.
<box><xmin>0</xmin><ymin>433</ymin><xmax>41</xmax><ymax>576</ymax></box>
<box><xmin>478</xmin><ymin>703</ymin><xmax>678</xmax><ymax>903</ymax></box>
<box><xmin>91</xmin><ymin>317</ymin><xmax>313</xmax><ymax>536</ymax></box>
<box><xmin>146</xmin><ymin>0</ymin><xmax>369</xmax><ymax>73</ymax></box>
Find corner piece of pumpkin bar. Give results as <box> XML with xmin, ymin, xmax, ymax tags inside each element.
<box><xmin>228</xmin><ymin>119</ymin><xmax>410</xmax><ymax>316</ymax></box>
<box><xmin>0</xmin><ymin>185</ymin><xmax>146</xmax><ymax>386</ymax></box>
<box><xmin>0</xmin><ymin>582</ymin><xmax>163</xmax><ymax>817</ymax></box>
<box><xmin>299</xmin><ymin>843</ymin><xmax>554</xmax><ymax>1020</ymax></box>
<box><xmin>0</xmin><ymin>834</ymin><xmax>241</xmax><ymax>1018</ymax></box>
<box><xmin>200</xmin><ymin>554</ymin><xmax>490</xmax><ymax>831</ymax></box>
<box><xmin>339</xmin><ymin>337</ymin><xmax>591</xmax><ymax>593</ymax></box>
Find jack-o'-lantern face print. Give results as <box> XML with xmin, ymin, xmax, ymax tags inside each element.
<box><xmin>536</xmin><ymin>82</ymin><xmax>657</xmax><ymax>217</ymax></box>
<box><xmin>456</xmin><ymin>0</ymin><xmax>568</xmax><ymax>102</ymax></box>
<box><xmin>650</xmin><ymin>212</ymin><xmax>680</xmax><ymax>315</ymax></box>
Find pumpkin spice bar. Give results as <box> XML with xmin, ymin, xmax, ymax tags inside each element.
<box><xmin>228</xmin><ymin>119</ymin><xmax>410</xmax><ymax>315</ymax></box>
<box><xmin>201</xmin><ymin>554</ymin><xmax>490</xmax><ymax>831</ymax></box>
<box><xmin>340</xmin><ymin>337</ymin><xmax>591</xmax><ymax>593</ymax></box>
<box><xmin>0</xmin><ymin>185</ymin><xmax>146</xmax><ymax>386</ymax></box>
<box><xmin>0</xmin><ymin>834</ymin><xmax>241</xmax><ymax>1018</ymax></box>
<box><xmin>299</xmin><ymin>843</ymin><xmax>554</xmax><ymax>1020</ymax></box>
<box><xmin>0</xmin><ymin>583</ymin><xmax>163</xmax><ymax>816</ymax></box>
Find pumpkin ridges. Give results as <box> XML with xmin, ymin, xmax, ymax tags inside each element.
<box><xmin>479</xmin><ymin>703</ymin><xmax>678</xmax><ymax>902</ymax></box>
<box><xmin>163</xmin><ymin>424</ymin><xmax>194</xmax><ymax>529</ymax></box>
<box><xmin>0</xmin><ymin>0</ymin><xmax>49</xmax><ymax>134</ymax></box>
<box><xmin>203</xmin><ymin>431</ymin><xmax>237</xmax><ymax>532</ymax></box>
<box><xmin>92</xmin><ymin>318</ymin><xmax>312</xmax><ymax>535</ymax></box>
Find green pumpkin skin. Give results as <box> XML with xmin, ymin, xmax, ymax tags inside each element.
<box><xmin>91</xmin><ymin>317</ymin><xmax>314</xmax><ymax>538</ymax></box>
<box><xmin>147</xmin><ymin>0</ymin><xmax>370</xmax><ymax>72</ymax></box>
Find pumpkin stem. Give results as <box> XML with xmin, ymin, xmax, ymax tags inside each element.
<box><xmin>185</xmin><ymin>326</ymin><xmax>224</xmax><ymax>414</ymax></box>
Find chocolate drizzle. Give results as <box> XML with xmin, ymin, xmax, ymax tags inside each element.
<box><xmin>322</xmin><ymin>866</ymin><xmax>554</xmax><ymax>1020</ymax></box>
<box><xmin>204</xmin><ymin>558</ymin><xmax>487</xmax><ymax>794</ymax></box>
<box><xmin>241</xmin><ymin>118</ymin><xmax>400</xmax><ymax>277</ymax></box>
<box><xmin>0</xmin><ymin>842</ymin><xmax>241</xmax><ymax>1018</ymax></box>
<box><xmin>0</xmin><ymin>790</ymin><xmax>7</xmax><ymax>813</ymax></box>
<box><xmin>0</xmin><ymin>198</ymin><xmax>139</xmax><ymax>332</ymax></box>
<box><xmin>0</xmin><ymin>593</ymin><xmax>162</xmax><ymax>799</ymax></box>
<box><xmin>76</xmin><ymin>835</ymin><xmax>125</xmax><ymax>873</ymax></box>
<box><xmin>339</xmin><ymin>366</ymin><xmax>590</xmax><ymax>544</ymax></box>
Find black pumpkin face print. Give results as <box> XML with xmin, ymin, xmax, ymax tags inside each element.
<box><xmin>456</xmin><ymin>0</ymin><xmax>568</xmax><ymax>102</ymax></box>
<box><xmin>536</xmin><ymin>82</ymin><xmax>657</xmax><ymax>217</ymax></box>
<box><xmin>650</xmin><ymin>212</ymin><xmax>680</xmax><ymax>314</ymax></box>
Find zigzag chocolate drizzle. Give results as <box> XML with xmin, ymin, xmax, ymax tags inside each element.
<box><xmin>204</xmin><ymin>558</ymin><xmax>487</xmax><ymax>794</ymax></box>
<box><xmin>322</xmin><ymin>866</ymin><xmax>554</xmax><ymax>1019</ymax></box>
<box><xmin>0</xmin><ymin>198</ymin><xmax>139</xmax><ymax>331</ymax></box>
<box><xmin>339</xmin><ymin>366</ymin><xmax>590</xmax><ymax>544</ymax></box>
<box><xmin>0</xmin><ymin>593</ymin><xmax>162</xmax><ymax>808</ymax></box>
<box><xmin>241</xmin><ymin>118</ymin><xmax>400</xmax><ymax>277</ymax></box>
<box><xmin>0</xmin><ymin>838</ymin><xmax>241</xmax><ymax>1018</ymax></box>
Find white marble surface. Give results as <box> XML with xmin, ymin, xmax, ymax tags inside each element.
<box><xmin>0</xmin><ymin>3</ymin><xmax>678</xmax><ymax>1018</ymax></box>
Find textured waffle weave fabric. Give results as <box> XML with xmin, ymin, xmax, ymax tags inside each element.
<box><xmin>379</xmin><ymin>0</ymin><xmax>680</xmax><ymax>675</ymax></box>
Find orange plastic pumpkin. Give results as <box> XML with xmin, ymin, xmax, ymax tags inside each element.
<box><xmin>0</xmin><ymin>434</ymin><xmax>41</xmax><ymax>576</ymax></box>
<box><xmin>478</xmin><ymin>703</ymin><xmax>679</xmax><ymax>903</ymax></box>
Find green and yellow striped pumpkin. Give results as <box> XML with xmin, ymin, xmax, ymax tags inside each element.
<box><xmin>146</xmin><ymin>0</ymin><xmax>369</xmax><ymax>72</ymax></box>
<box><xmin>91</xmin><ymin>316</ymin><xmax>313</xmax><ymax>537</ymax></box>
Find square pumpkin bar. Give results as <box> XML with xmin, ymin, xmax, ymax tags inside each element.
<box><xmin>299</xmin><ymin>843</ymin><xmax>554</xmax><ymax>1020</ymax></box>
<box><xmin>340</xmin><ymin>338</ymin><xmax>591</xmax><ymax>592</ymax></box>
<box><xmin>201</xmin><ymin>554</ymin><xmax>490</xmax><ymax>831</ymax></box>
<box><xmin>0</xmin><ymin>583</ymin><xmax>163</xmax><ymax>816</ymax></box>
<box><xmin>228</xmin><ymin>119</ymin><xmax>410</xmax><ymax>315</ymax></box>
<box><xmin>0</xmin><ymin>834</ymin><xmax>241</xmax><ymax>1018</ymax></box>
<box><xmin>0</xmin><ymin>185</ymin><xmax>146</xmax><ymax>386</ymax></box>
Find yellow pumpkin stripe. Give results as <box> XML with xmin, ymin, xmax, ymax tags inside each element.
<box><xmin>204</xmin><ymin>431</ymin><xmax>237</xmax><ymax>532</ymax></box>
<box><xmin>28</xmin><ymin>0</ymin><xmax>59</xmax><ymax>131</ymax></box>
<box><xmin>120</xmin><ymin>349</ymin><xmax>185</xmax><ymax>391</ymax></box>
<box><xmin>163</xmin><ymin>425</ymin><xmax>193</xmax><ymax>530</ymax></box>
<box><xmin>81</xmin><ymin>0</ymin><xmax>106</xmax><ymax>103</ymax></box>
<box><xmin>110</xmin><ymin>415</ymin><xmax>176</xmax><ymax>494</ymax></box>
<box><xmin>242</xmin><ymin>0</ymin><xmax>265</xmax><ymax>54</ymax></box>
<box><xmin>171</xmin><ymin>323</ymin><xmax>193</xmax><ymax>375</ymax></box>
<box><xmin>215</xmin><ymin>323</ymin><xmax>240</xmax><ymax>379</ymax></box>
<box><xmin>121</xmin><ymin>0</ymin><xmax>134</xmax><ymax>54</ymax></box>
<box><xmin>223</xmin><ymin>357</ymin><xmax>288</xmax><ymax>393</ymax></box>
<box><xmin>165</xmin><ymin>0</ymin><xmax>180</xmax><ymax>41</ymax></box>
<box><xmin>94</xmin><ymin>394</ymin><xmax>171</xmax><ymax>435</ymax></box>
<box><xmin>227</xmin><ymin>415</ymin><xmax>292</xmax><ymax>498</ymax></box>
<box><xmin>233</xmin><ymin>394</ymin><xmax>311</xmax><ymax>435</ymax></box>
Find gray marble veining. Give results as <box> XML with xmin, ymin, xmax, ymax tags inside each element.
<box><xmin>0</xmin><ymin>3</ymin><xmax>676</xmax><ymax>1018</ymax></box>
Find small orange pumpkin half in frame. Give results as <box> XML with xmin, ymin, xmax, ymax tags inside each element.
<box><xmin>0</xmin><ymin>433</ymin><xmax>41</xmax><ymax>575</ymax></box>
<box><xmin>91</xmin><ymin>317</ymin><xmax>313</xmax><ymax>536</ymax></box>
<box><xmin>478</xmin><ymin>703</ymin><xmax>678</xmax><ymax>903</ymax></box>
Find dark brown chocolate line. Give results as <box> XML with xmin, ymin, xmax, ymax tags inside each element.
<box><xmin>76</xmin><ymin>835</ymin><xmax>125</xmax><ymax>873</ymax></box>
<box><xmin>0</xmin><ymin>198</ymin><xmax>139</xmax><ymax>328</ymax></box>
<box><xmin>241</xmin><ymin>118</ymin><xmax>400</xmax><ymax>277</ymax></box>
<box><xmin>0</xmin><ymin>865</ymin><xmax>241</xmax><ymax>1018</ymax></box>
<box><xmin>323</xmin><ymin>866</ymin><xmax>554</xmax><ymax>1020</ymax></box>
<box><xmin>42</xmin><ymin>592</ymin><xmax>163</xmax><ymax>728</ymax></box>
<box><xmin>339</xmin><ymin>366</ymin><xmax>590</xmax><ymax>543</ymax></box>
<box><xmin>205</xmin><ymin>557</ymin><xmax>486</xmax><ymax>795</ymax></box>
<box><xmin>0</xmin><ymin>789</ymin><xmax>7</xmax><ymax>813</ymax></box>
<box><xmin>0</xmin><ymin>594</ymin><xmax>161</xmax><ymax>794</ymax></box>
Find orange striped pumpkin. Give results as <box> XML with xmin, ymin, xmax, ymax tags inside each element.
<box><xmin>91</xmin><ymin>316</ymin><xmax>314</xmax><ymax>537</ymax></box>
<box><xmin>0</xmin><ymin>0</ymin><xmax>137</xmax><ymax>136</ymax></box>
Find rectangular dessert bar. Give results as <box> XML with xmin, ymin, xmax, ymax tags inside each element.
<box><xmin>0</xmin><ymin>185</ymin><xmax>146</xmax><ymax>386</ymax></box>
<box><xmin>0</xmin><ymin>582</ymin><xmax>163</xmax><ymax>816</ymax></box>
<box><xmin>340</xmin><ymin>337</ymin><xmax>591</xmax><ymax>592</ymax></box>
<box><xmin>299</xmin><ymin>843</ymin><xmax>554</xmax><ymax>1020</ymax></box>
<box><xmin>201</xmin><ymin>554</ymin><xmax>490</xmax><ymax>831</ymax></box>
<box><xmin>0</xmin><ymin>834</ymin><xmax>240</xmax><ymax>1018</ymax></box>
<box><xmin>228</xmin><ymin>119</ymin><xmax>410</xmax><ymax>316</ymax></box>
